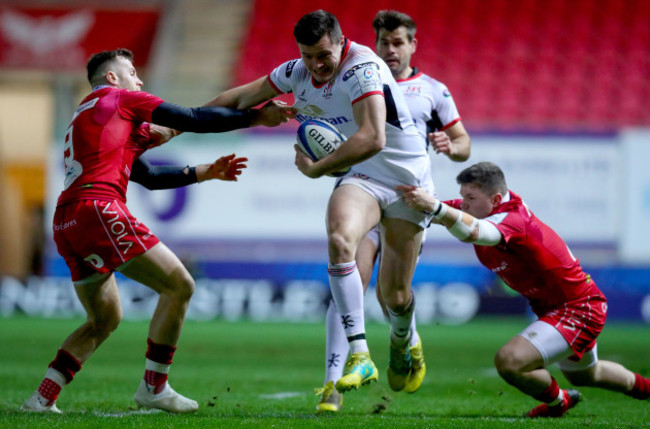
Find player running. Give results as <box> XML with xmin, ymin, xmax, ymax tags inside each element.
<box><xmin>21</xmin><ymin>48</ymin><xmax>293</xmax><ymax>414</ymax></box>
<box><xmin>206</xmin><ymin>10</ymin><xmax>435</xmax><ymax>398</ymax></box>
<box><xmin>316</xmin><ymin>9</ymin><xmax>471</xmax><ymax>413</ymax></box>
<box><xmin>397</xmin><ymin>161</ymin><xmax>650</xmax><ymax>417</ymax></box>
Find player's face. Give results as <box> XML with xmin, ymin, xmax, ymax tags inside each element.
<box><xmin>112</xmin><ymin>56</ymin><xmax>143</xmax><ymax>91</ymax></box>
<box><xmin>459</xmin><ymin>183</ymin><xmax>499</xmax><ymax>219</ymax></box>
<box><xmin>375</xmin><ymin>26</ymin><xmax>416</xmax><ymax>79</ymax></box>
<box><xmin>298</xmin><ymin>35</ymin><xmax>344</xmax><ymax>84</ymax></box>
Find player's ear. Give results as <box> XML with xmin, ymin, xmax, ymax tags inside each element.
<box><xmin>411</xmin><ymin>37</ymin><xmax>418</xmax><ymax>54</ymax></box>
<box><xmin>491</xmin><ymin>192</ymin><xmax>502</xmax><ymax>206</ymax></box>
<box><xmin>105</xmin><ymin>70</ymin><xmax>118</xmax><ymax>86</ymax></box>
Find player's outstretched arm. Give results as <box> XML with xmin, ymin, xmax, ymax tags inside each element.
<box><xmin>396</xmin><ymin>185</ymin><xmax>502</xmax><ymax>246</ymax></box>
<box><xmin>130</xmin><ymin>157</ymin><xmax>198</xmax><ymax>190</ymax></box>
<box><xmin>204</xmin><ymin>76</ymin><xmax>279</xmax><ymax>110</ymax></box>
<box><xmin>429</xmin><ymin>121</ymin><xmax>471</xmax><ymax>162</ymax></box>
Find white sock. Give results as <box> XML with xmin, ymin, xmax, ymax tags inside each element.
<box><xmin>387</xmin><ymin>294</ymin><xmax>415</xmax><ymax>347</ymax></box>
<box><xmin>324</xmin><ymin>299</ymin><xmax>349</xmax><ymax>384</ymax></box>
<box><xmin>409</xmin><ymin>313</ymin><xmax>419</xmax><ymax>347</ymax></box>
<box><xmin>145</xmin><ymin>359</ymin><xmax>170</xmax><ymax>374</ymax></box>
<box><xmin>328</xmin><ymin>261</ymin><xmax>368</xmax><ymax>354</ymax></box>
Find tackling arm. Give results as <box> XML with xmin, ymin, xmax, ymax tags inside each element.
<box><xmin>396</xmin><ymin>185</ymin><xmax>502</xmax><ymax>246</ymax></box>
<box><xmin>203</xmin><ymin>76</ymin><xmax>280</xmax><ymax>109</ymax></box>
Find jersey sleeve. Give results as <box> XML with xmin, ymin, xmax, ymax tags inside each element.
<box><xmin>485</xmin><ymin>211</ymin><xmax>524</xmax><ymax>245</ymax></box>
<box><xmin>268</xmin><ymin>59</ymin><xmax>299</xmax><ymax>94</ymax></box>
<box><xmin>434</xmin><ymin>83</ymin><xmax>461</xmax><ymax>130</ymax></box>
<box><xmin>117</xmin><ymin>90</ymin><xmax>165</xmax><ymax>123</ymax></box>
<box><xmin>341</xmin><ymin>61</ymin><xmax>384</xmax><ymax>104</ymax></box>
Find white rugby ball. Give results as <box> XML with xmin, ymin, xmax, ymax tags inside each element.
<box><xmin>296</xmin><ymin>119</ymin><xmax>350</xmax><ymax>177</ymax></box>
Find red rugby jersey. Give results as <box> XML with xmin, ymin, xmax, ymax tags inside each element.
<box><xmin>447</xmin><ymin>191</ymin><xmax>602</xmax><ymax>314</ymax></box>
<box><xmin>57</xmin><ymin>87</ymin><xmax>164</xmax><ymax>206</ymax></box>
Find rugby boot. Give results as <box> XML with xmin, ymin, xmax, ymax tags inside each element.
<box><xmin>314</xmin><ymin>380</ymin><xmax>343</xmax><ymax>413</ymax></box>
<box><xmin>404</xmin><ymin>334</ymin><xmax>426</xmax><ymax>393</ymax></box>
<box><xmin>387</xmin><ymin>341</ymin><xmax>412</xmax><ymax>392</ymax></box>
<box><xmin>526</xmin><ymin>389</ymin><xmax>581</xmax><ymax>418</ymax></box>
<box><xmin>134</xmin><ymin>380</ymin><xmax>198</xmax><ymax>413</ymax></box>
<box><xmin>335</xmin><ymin>352</ymin><xmax>379</xmax><ymax>392</ymax></box>
<box><xmin>21</xmin><ymin>391</ymin><xmax>62</xmax><ymax>414</ymax></box>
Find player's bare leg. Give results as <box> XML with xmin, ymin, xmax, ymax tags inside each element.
<box><xmin>119</xmin><ymin>242</ymin><xmax>198</xmax><ymax>413</ymax></box>
<box><xmin>379</xmin><ymin>218</ymin><xmax>424</xmax><ymax>392</ymax></box>
<box><xmin>327</xmin><ymin>185</ymin><xmax>380</xmax><ymax>392</ymax></box>
<box><xmin>22</xmin><ymin>272</ymin><xmax>121</xmax><ymax>413</ymax></box>
<box><xmin>563</xmin><ymin>361</ymin><xmax>650</xmax><ymax>400</ymax></box>
<box><xmin>495</xmin><ymin>335</ymin><xmax>580</xmax><ymax>417</ymax></box>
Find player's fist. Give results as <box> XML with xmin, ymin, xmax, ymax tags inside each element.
<box><xmin>252</xmin><ymin>100</ymin><xmax>297</xmax><ymax>127</ymax></box>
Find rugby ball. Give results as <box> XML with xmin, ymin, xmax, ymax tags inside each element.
<box><xmin>296</xmin><ymin>119</ymin><xmax>350</xmax><ymax>177</ymax></box>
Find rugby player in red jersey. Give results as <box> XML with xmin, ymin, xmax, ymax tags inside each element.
<box><xmin>21</xmin><ymin>48</ymin><xmax>294</xmax><ymax>414</ymax></box>
<box><xmin>397</xmin><ymin>161</ymin><xmax>650</xmax><ymax>417</ymax></box>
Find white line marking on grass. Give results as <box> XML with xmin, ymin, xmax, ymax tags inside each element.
<box><xmin>258</xmin><ymin>392</ymin><xmax>303</xmax><ymax>399</ymax></box>
<box><xmin>92</xmin><ymin>408</ymin><xmax>163</xmax><ymax>417</ymax></box>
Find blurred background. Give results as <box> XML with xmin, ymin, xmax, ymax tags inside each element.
<box><xmin>1</xmin><ymin>0</ymin><xmax>649</xmax><ymax>325</ymax></box>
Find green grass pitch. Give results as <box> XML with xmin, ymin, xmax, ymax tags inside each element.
<box><xmin>0</xmin><ymin>316</ymin><xmax>648</xmax><ymax>428</ymax></box>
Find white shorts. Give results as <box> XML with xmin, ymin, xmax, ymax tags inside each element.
<box><xmin>519</xmin><ymin>320</ymin><xmax>599</xmax><ymax>372</ymax></box>
<box><xmin>337</xmin><ymin>171</ymin><xmax>434</xmax><ymax>229</ymax></box>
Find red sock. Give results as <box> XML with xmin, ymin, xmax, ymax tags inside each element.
<box><xmin>48</xmin><ymin>349</ymin><xmax>82</xmax><ymax>383</ymax></box>
<box><xmin>37</xmin><ymin>376</ymin><xmax>63</xmax><ymax>405</ymax></box>
<box><xmin>145</xmin><ymin>338</ymin><xmax>176</xmax><ymax>364</ymax></box>
<box><xmin>533</xmin><ymin>377</ymin><xmax>561</xmax><ymax>403</ymax></box>
<box><xmin>626</xmin><ymin>373</ymin><xmax>650</xmax><ymax>400</ymax></box>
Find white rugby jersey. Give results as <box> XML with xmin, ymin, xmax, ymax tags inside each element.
<box><xmin>397</xmin><ymin>68</ymin><xmax>461</xmax><ymax>147</ymax></box>
<box><xmin>268</xmin><ymin>39</ymin><xmax>431</xmax><ymax>188</ymax></box>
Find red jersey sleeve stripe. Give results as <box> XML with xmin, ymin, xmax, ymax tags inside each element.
<box><xmin>440</xmin><ymin>117</ymin><xmax>461</xmax><ymax>131</ymax></box>
<box><xmin>352</xmin><ymin>91</ymin><xmax>384</xmax><ymax>105</ymax></box>
<box><xmin>267</xmin><ymin>75</ymin><xmax>285</xmax><ymax>94</ymax></box>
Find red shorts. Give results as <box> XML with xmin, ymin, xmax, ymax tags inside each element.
<box><xmin>53</xmin><ymin>199</ymin><xmax>160</xmax><ymax>281</ymax></box>
<box><xmin>538</xmin><ymin>292</ymin><xmax>608</xmax><ymax>360</ymax></box>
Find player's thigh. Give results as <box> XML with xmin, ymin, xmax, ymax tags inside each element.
<box><xmin>73</xmin><ymin>272</ymin><xmax>122</xmax><ymax>323</ymax></box>
<box><xmin>496</xmin><ymin>334</ymin><xmax>546</xmax><ymax>372</ymax></box>
<box><xmin>377</xmin><ymin>217</ymin><xmax>423</xmax><ymax>291</ymax></box>
<box><xmin>326</xmin><ymin>184</ymin><xmax>381</xmax><ymax>242</ymax></box>
<box><xmin>517</xmin><ymin>320</ymin><xmax>573</xmax><ymax>367</ymax></box>
<box><xmin>117</xmin><ymin>241</ymin><xmax>193</xmax><ymax>297</ymax></box>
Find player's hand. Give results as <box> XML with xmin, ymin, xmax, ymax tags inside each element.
<box><xmin>396</xmin><ymin>185</ymin><xmax>438</xmax><ymax>213</ymax></box>
<box><xmin>429</xmin><ymin>131</ymin><xmax>455</xmax><ymax>157</ymax></box>
<box><xmin>252</xmin><ymin>100</ymin><xmax>297</xmax><ymax>127</ymax></box>
<box><xmin>147</xmin><ymin>124</ymin><xmax>181</xmax><ymax>148</ymax></box>
<box><xmin>197</xmin><ymin>154</ymin><xmax>248</xmax><ymax>182</ymax></box>
<box><xmin>294</xmin><ymin>144</ymin><xmax>322</xmax><ymax>178</ymax></box>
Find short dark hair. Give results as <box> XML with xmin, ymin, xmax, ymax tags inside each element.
<box><xmin>372</xmin><ymin>10</ymin><xmax>417</xmax><ymax>43</ymax></box>
<box><xmin>456</xmin><ymin>162</ymin><xmax>508</xmax><ymax>195</ymax></box>
<box><xmin>86</xmin><ymin>48</ymin><xmax>134</xmax><ymax>84</ymax></box>
<box><xmin>293</xmin><ymin>10</ymin><xmax>342</xmax><ymax>46</ymax></box>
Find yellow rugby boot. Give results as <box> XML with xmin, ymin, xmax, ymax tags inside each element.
<box><xmin>314</xmin><ymin>381</ymin><xmax>343</xmax><ymax>413</ymax></box>
<box><xmin>387</xmin><ymin>341</ymin><xmax>412</xmax><ymax>392</ymax></box>
<box><xmin>404</xmin><ymin>334</ymin><xmax>426</xmax><ymax>393</ymax></box>
<box><xmin>335</xmin><ymin>352</ymin><xmax>378</xmax><ymax>392</ymax></box>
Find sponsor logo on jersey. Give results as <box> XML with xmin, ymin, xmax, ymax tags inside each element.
<box><xmin>297</xmin><ymin>89</ymin><xmax>307</xmax><ymax>103</ymax></box>
<box><xmin>84</xmin><ymin>253</ymin><xmax>105</xmax><ymax>269</ymax></box>
<box><xmin>443</xmin><ymin>89</ymin><xmax>451</xmax><ymax>97</ymax></box>
<box><xmin>322</xmin><ymin>82</ymin><xmax>333</xmax><ymax>99</ymax></box>
<box><xmin>342</xmin><ymin>62</ymin><xmax>379</xmax><ymax>81</ymax></box>
<box><xmin>53</xmin><ymin>219</ymin><xmax>78</xmax><ymax>231</ymax></box>
<box><xmin>101</xmin><ymin>202</ymin><xmax>134</xmax><ymax>255</ymax></box>
<box><xmin>405</xmin><ymin>86</ymin><xmax>422</xmax><ymax>94</ymax></box>
<box><xmin>295</xmin><ymin>113</ymin><xmax>350</xmax><ymax>126</ymax></box>
<box><xmin>286</xmin><ymin>59</ymin><xmax>298</xmax><ymax>78</ymax></box>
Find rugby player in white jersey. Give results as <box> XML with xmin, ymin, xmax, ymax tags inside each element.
<box><xmin>316</xmin><ymin>10</ymin><xmax>472</xmax><ymax>412</ymax></box>
<box><xmin>207</xmin><ymin>9</ymin><xmax>434</xmax><ymax>401</ymax></box>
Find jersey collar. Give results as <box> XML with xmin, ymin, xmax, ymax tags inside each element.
<box><xmin>396</xmin><ymin>67</ymin><xmax>422</xmax><ymax>83</ymax></box>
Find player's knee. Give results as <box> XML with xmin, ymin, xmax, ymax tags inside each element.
<box><xmin>494</xmin><ymin>348</ymin><xmax>524</xmax><ymax>381</ymax></box>
<box><xmin>328</xmin><ymin>232</ymin><xmax>355</xmax><ymax>261</ymax></box>
<box><xmin>89</xmin><ymin>305</ymin><xmax>122</xmax><ymax>338</ymax></box>
<box><xmin>170</xmin><ymin>269</ymin><xmax>195</xmax><ymax>302</ymax></box>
